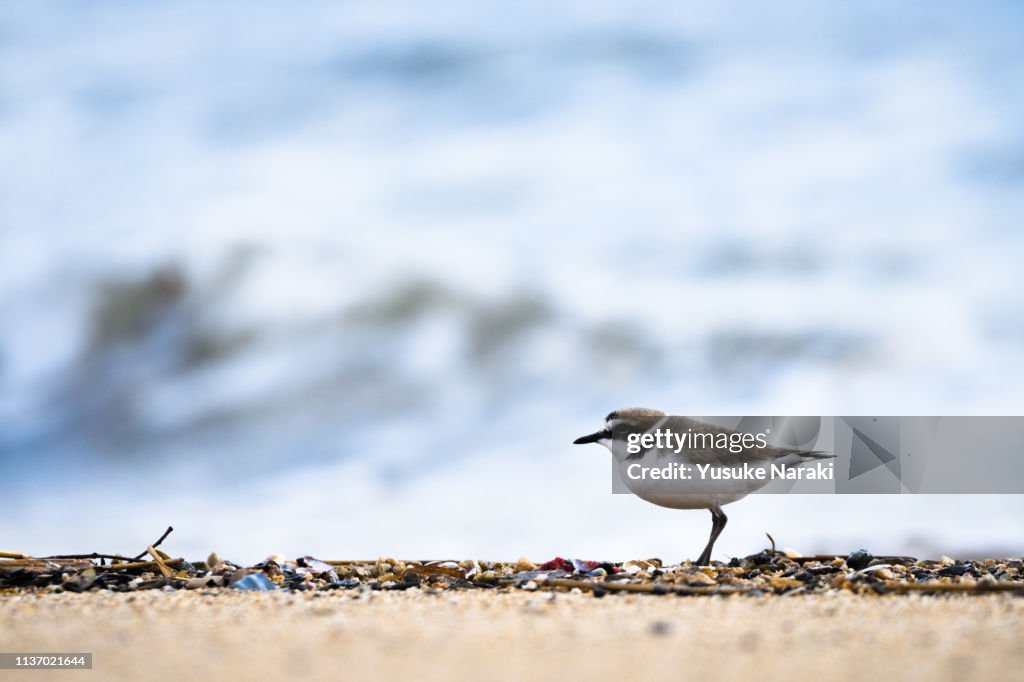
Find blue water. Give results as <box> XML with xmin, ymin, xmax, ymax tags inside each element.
<box><xmin>1</xmin><ymin>0</ymin><xmax>1023</xmax><ymax>562</ymax></box>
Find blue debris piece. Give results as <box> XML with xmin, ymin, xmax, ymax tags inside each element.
<box><xmin>232</xmin><ymin>572</ymin><xmax>275</xmax><ymax>591</ymax></box>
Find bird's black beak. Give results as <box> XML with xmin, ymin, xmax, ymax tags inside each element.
<box><xmin>573</xmin><ymin>429</ymin><xmax>610</xmax><ymax>445</ymax></box>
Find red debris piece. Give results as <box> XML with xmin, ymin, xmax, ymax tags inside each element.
<box><xmin>537</xmin><ymin>557</ymin><xmax>619</xmax><ymax>573</ymax></box>
<box><xmin>537</xmin><ymin>557</ymin><xmax>574</xmax><ymax>572</ymax></box>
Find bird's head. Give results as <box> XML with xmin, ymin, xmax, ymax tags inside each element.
<box><xmin>573</xmin><ymin>407</ymin><xmax>667</xmax><ymax>450</ymax></box>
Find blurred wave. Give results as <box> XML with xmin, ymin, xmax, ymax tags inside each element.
<box><xmin>1</xmin><ymin>0</ymin><xmax>1023</xmax><ymax>558</ymax></box>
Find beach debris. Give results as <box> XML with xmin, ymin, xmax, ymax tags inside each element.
<box><xmin>403</xmin><ymin>563</ymin><xmax>466</xmax><ymax>581</ymax></box>
<box><xmin>231</xmin><ymin>572</ymin><xmax>275</xmax><ymax>591</ymax></box>
<box><xmin>186</xmin><ymin>576</ymin><xmax>225</xmax><ymax>589</ymax></box>
<box><xmin>537</xmin><ymin>557</ymin><xmax>573</xmax><ymax>572</ymax></box>
<box><xmin>3</xmin><ymin>530</ymin><xmax>1023</xmax><ymax>597</ymax></box>
<box><xmin>297</xmin><ymin>557</ymin><xmax>339</xmax><ymax>583</ymax></box>
<box><xmin>845</xmin><ymin>549</ymin><xmax>874</xmax><ymax>571</ymax></box>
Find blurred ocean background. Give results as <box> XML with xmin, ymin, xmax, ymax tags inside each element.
<box><xmin>2</xmin><ymin>0</ymin><xmax>1023</xmax><ymax>563</ymax></box>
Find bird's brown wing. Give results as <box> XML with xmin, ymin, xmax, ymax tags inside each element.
<box><xmin>629</xmin><ymin>416</ymin><xmax>830</xmax><ymax>465</ymax></box>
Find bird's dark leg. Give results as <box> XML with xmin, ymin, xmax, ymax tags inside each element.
<box><xmin>695</xmin><ymin>505</ymin><xmax>728</xmax><ymax>566</ymax></box>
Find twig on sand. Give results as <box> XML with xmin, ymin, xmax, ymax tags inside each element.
<box><xmin>38</xmin><ymin>553</ymin><xmax>140</xmax><ymax>562</ymax></box>
<box><xmin>18</xmin><ymin>527</ymin><xmax>178</xmax><ymax>564</ymax></box>
<box><xmin>82</xmin><ymin>558</ymin><xmax>185</xmax><ymax>572</ymax></box>
<box><xmin>132</xmin><ymin>526</ymin><xmax>174</xmax><ymax>561</ymax></box>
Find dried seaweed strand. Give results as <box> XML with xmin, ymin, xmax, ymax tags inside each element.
<box><xmin>147</xmin><ymin>546</ymin><xmax>174</xmax><ymax>578</ymax></box>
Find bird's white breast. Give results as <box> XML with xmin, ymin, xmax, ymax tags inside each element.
<box><xmin>610</xmin><ymin>447</ymin><xmax>768</xmax><ymax>510</ymax></box>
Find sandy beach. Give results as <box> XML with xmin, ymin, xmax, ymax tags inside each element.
<box><xmin>2</xmin><ymin>590</ymin><xmax>1022</xmax><ymax>681</ymax></box>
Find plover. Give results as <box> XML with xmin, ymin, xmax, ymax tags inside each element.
<box><xmin>573</xmin><ymin>408</ymin><xmax>832</xmax><ymax>565</ymax></box>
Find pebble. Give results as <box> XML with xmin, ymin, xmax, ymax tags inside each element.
<box><xmin>650</xmin><ymin>621</ymin><xmax>672</xmax><ymax>636</ymax></box>
<box><xmin>685</xmin><ymin>572</ymin><xmax>717</xmax><ymax>586</ymax></box>
<box><xmin>846</xmin><ymin>550</ymin><xmax>873</xmax><ymax>571</ymax></box>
